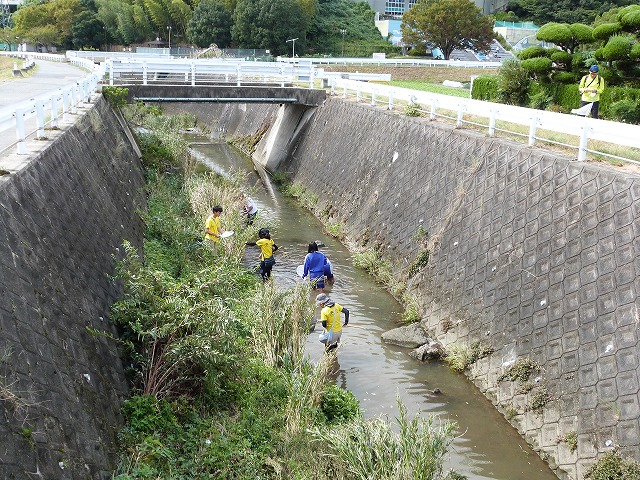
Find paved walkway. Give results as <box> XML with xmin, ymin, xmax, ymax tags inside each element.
<box><xmin>0</xmin><ymin>58</ymin><xmax>89</xmax><ymax>159</ymax></box>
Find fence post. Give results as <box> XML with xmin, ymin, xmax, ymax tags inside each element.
<box><xmin>51</xmin><ymin>94</ymin><xmax>59</xmax><ymax>129</ymax></box>
<box><xmin>356</xmin><ymin>84</ymin><xmax>361</xmax><ymax>102</ymax></box>
<box><xmin>15</xmin><ymin>108</ymin><xmax>27</xmax><ymax>155</ymax></box>
<box><xmin>35</xmin><ymin>101</ymin><xmax>45</xmax><ymax>138</ymax></box>
<box><xmin>430</xmin><ymin>98</ymin><xmax>436</xmax><ymax>121</ymax></box>
<box><xmin>191</xmin><ymin>62</ymin><xmax>196</xmax><ymax>86</ymax></box>
<box><xmin>371</xmin><ymin>88</ymin><xmax>376</xmax><ymax>106</ymax></box>
<box><xmin>457</xmin><ymin>103</ymin><xmax>464</xmax><ymax>127</ymax></box>
<box><xmin>109</xmin><ymin>61</ymin><xmax>114</xmax><ymax>86</ymax></box>
<box><xmin>343</xmin><ymin>82</ymin><xmax>347</xmax><ymax>98</ymax></box>
<box><xmin>62</xmin><ymin>89</ymin><xmax>70</xmax><ymax>122</ymax></box>
<box><xmin>578</xmin><ymin>120</ymin><xmax>590</xmax><ymax>161</ymax></box>
<box><xmin>489</xmin><ymin>109</ymin><xmax>497</xmax><ymax>136</ymax></box>
<box><xmin>237</xmin><ymin>65</ymin><xmax>242</xmax><ymax>87</ymax></box>
<box><xmin>70</xmin><ymin>84</ymin><xmax>78</xmax><ymax>114</ymax></box>
<box><xmin>388</xmin><ymin>89</ymin><xmax>394</xmax><ymax>110</ymax></box>
<box><xmin>528</xmin><ymin>115</ymin><xmax>537</xmax><ymax>146</ymax></box>
<box><xmin>330</xmin><ymin>78</ymin><xmax>335</xmax><ymax>96</ymax></box>
<box><xmin>143</xmin><ymin>62</ymin><xmax>148</xmax><ymax>85</ymax></box>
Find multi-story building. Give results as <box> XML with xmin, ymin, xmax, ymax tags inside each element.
<box><xmin>366</xmin><ymin>0</ymin><xmax>509</xmax><ymax>16</ymax></box>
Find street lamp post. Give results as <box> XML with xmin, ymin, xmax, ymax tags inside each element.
<box><xmin>286</xmin><ymin>38</ymin><xmax>298</xmax><ymax>59</ymax></box>
<box><xmin>167</xmin><ymin>25</ymin><xmax>172</xmax><ymax>51</ymax></box>
<box><xmin>340</xmin><ymin>29</ymin><xmax>346</xmax><ymax>57</ymax></box>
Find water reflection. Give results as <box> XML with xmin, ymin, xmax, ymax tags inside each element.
<box><xmin>188</xmin><ymin>138</ymin><xmax>558</xmax><ymax>480</ymax></box>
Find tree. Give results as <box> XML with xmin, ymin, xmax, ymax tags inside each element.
<box><xmin>535</xmin><ymin>22</ymin><xmax>594</xmax><ymax>53</ymax></box>
<box><xmin>187</xmin><ymin>0</ymin><xmax>232</xmax><ymax>48</ymax></box>
<box><xmin>401</xmin><ymin>0</ymin><xmax>494</xmax><ymax>60</ymax></box>
<box><xmin>13</xmin><ymin>0</ymin><xmax>85</xmax><ymax>47</ymax></box>
<box><xmin>504</xmin><ymin>0</ymin><xmax>635</xmax><ymax>25</ymax></box>
<box><xmin>232</xmin><ymin>0</ymin><xmax>307</xmax><ymax>55</ymax></box>
<box><xmin>305</xmin><ymin>0</ymin><xmax>387</xmax><ymax>56</ymax></box>
<box><xmin>71</xmin><ymin>10</ymin><xmax>106</xmax><ymax>49</ymax></box>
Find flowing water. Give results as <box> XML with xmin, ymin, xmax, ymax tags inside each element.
<box><xmin>189</xmin><ymin>137</ymin><xmax>558</xmax><ymax>480</ymax></box>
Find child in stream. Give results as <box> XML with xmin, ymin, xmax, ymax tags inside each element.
<box><xmin>316</xmin><ymin>293</ymin><xmax>349</xmax><ymax>352</ymax></box>
<box><xmin>204</xmin><ymin>205</ymin><xmax>225</xmax><ymax>254</ymax></box>
<box><xmin>246</xmin><ymin>228</ymin><xmax>278</xmax><ymax>281</ymax></box>
<box><xmin>302</xmin><ymin>241</ymin><xmax>333</xmax><ymax>291</ymax></box>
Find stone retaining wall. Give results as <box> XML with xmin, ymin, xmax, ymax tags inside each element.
<box><xmin>0</xmin><ymin>98</ymin><xmax>145</xmax><ymax>478</ymax></box>
<box><xmin>277</xmin><ymin>97</ymin><xmax>640</xmax><ymax>480</ymax></box>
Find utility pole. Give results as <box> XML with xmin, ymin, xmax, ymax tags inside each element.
<box><xmin>340</xmin><ymin>29</ymin><xmax>347</xmax><ymax>57</ymax></box>
<box><xmin>286</xmin><ymin>38</ymin><xmax>298</xmax><ymax>59</ymax></box>
<box><xmin>167</xmin><ymin>25</ymin><xmax>172</xmax><ymax>51</ymax></box>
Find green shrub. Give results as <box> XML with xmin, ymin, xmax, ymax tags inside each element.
<box><xmin>521</xmin><ymin>57</ymin><xmax>553</xmax><ymax>76</ymax></box>
<box><xmin>102</xmin><ymin>86</ymin><xmax>129</xmax><ymax>108</ymax></box>
<box><xmin>471</xmin><ymin>75</ymin><xmax>499</xmax><ymax>101</ymax></box>
<box><xmin>404</xmin><ymin>102</ymin><xmax>423</xmax><ymax>117</ymax></box>
<box><xmin>320</xmin><ymin>384</ymin><xmax>361</xmax><ymax>424</ymax></box>
<box><xmin>518</xmin><ymin>46</ymin><xmax>548</xmax><ymax>60</ymax></box>
<box><xmin>497</xmin><ymin>58</ymin><xmax>531</xmax><ymax>106</ymax></box>
<box><xmin>631</xmin><ymin>43</ymin><xmax>640</xmax><ymax>60</ymax></box>
<box><xmin>592</xmin><ymin>22</ymin><xmax>622</xmax><ymax>41</ymax></box>
<box><xmin>602</xmin><ymin>35</ymin><xmax>632</xmax><ymax>61</ymax></box>
<box><xmin>585</xmin><ymin>450</ymin><xmax>640</xmax><ymax>479</ymax></box>
<box><xmin>550</xmin><ymin>50</ymin><xmax>572</xmax><ymax>67</ymax></box>
<box><xmin>528</xmin><ymin>84</ymin><xmax>554</xmax><ymax>110</ymax></box>
<box><xmin>608</xmin><ymin>98</ymin><xmax>640</xmax><ymax>123</ymax></box>
<box><xmin>552</xmin><ymin>71</ymin><xmax>577</xmax><ymax>84</ymax></box>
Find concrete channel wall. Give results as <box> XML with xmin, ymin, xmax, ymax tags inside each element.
<box><xmin>1</xmin><ymin>92</ymin><xmax>638</xmax><ymax>479</ymax></box>
<box><xmin>0</xmin><ymin>98</ymin><xmax>145</xmax><ymax>478</ymax></box>
<box><xmin>200</xmin><ymin>96</ymin><xmax>640</xmax><ymax>480</ymax></box>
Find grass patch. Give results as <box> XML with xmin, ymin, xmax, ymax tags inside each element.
<box><xmin>392</xmin><ymin>80</ymin><xmax>471</xmax><ymax>98</ymax></box>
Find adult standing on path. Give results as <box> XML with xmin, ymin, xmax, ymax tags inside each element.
<box><xmin>578</xmin><ymin>65</ymin><xmax>605</xmax><ymax>119</ymax></box>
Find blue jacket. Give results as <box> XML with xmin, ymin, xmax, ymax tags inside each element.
<box><xmin>303</xmin><ymin>251</ymin><xmax>328</xmax><ymax>280</ymax></box>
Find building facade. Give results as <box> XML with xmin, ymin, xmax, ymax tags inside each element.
<box><xmin>366</xmin><ymin>0</ymin><xmax>509</xmax><ymax>16</ymax></box>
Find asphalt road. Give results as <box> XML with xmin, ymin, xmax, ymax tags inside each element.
<box><xmin>0</xmin><ymin>59</ymin><xmax>88</xmax><ymax>156</ymax></box>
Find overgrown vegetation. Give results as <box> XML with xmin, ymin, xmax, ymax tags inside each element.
<box><xmin>109</xmin><ymin>103</ymin><xmax>461</xmax><ymax>479</ymax></box>
<box><xmin>498</xmin><ymin>358</ymin><xmax>540</xmax><ymax>385</ymax></box>
<box><xmin>563</xmin><ymin>431</ymin><xmax>578</xmax><ymax>453</ymax></box>
<box><xmin>443</xmin><ymin>341</ymin><xmax>494</xmax><ymax>373</ymax></box>
<box><xmin>102</xmin><ymin>86</ymin><xmax>129</xmax><ymax>109</ymax></box>
<box><xmin>585</xmin><ymin>450</ymin><xmax>640</xmax><ymax>479</ymax></box>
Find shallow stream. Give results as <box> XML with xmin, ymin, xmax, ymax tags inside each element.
<box><xmin>190</xmin><ymin>138</ymin><xmax>558</xmax><ymax>480</ymax></box>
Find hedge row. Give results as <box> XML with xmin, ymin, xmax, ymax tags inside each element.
<box><xmin>471</xmin><ymin>75</ymin><xmax>640</xmax><ymax>123</ymax></box>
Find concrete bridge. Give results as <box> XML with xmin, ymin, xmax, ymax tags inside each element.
<box><xmin>125</xmin><ymin>85</ymin><xmax>326</xmax><ymax>172</ymax></box>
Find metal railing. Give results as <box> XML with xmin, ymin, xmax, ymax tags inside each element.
<box><xmin>0</xmin><ymin>52</ymin><xmax>101</xmax><ymax>156</ymax></box>
<box><xmin>277</xmin><ymin>56</ymin><xmax>502</xmax><ymax>69</ymax></box>
<box><xmin>104</xmin><ymin>58</ymin><xmax>316</xmax><ymax>87</ymax></box>
<box><xmin>329</xmin><ymin>77</ymin><xmax>640</xmax><ymax>164</ymax></box>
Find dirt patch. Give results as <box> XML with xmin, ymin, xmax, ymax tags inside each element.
<box><xmin>321</xmin><ymin>64</ymin><xmax>496</xmax><ymax>83</ymax></box>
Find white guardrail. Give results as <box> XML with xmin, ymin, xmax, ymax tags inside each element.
<box><xmin>1</xmin><ymin>51</ymin><xmax>639</xmax><ymax>164</ymax></box>
<box><xmin>0</xmin><ymin>51</ymin><xmax>101</xmax><ymax>156</ymax></box>
<box><xmin>329</xmin><ymin>78</ymin><xmax>640</xmax><ymax>164</ymax></box>
<box><xmin>104</xmin><ymin>57</ymin><xmax>316</xmax><ymax>87</ymax></box>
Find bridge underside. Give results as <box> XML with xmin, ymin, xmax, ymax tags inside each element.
<box><xmin>124</xmin><ymin>85</ymin><xmax>326</xmax><ymax>107</ymax></box>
